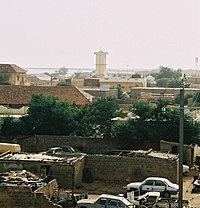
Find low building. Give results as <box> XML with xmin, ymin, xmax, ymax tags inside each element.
<box><xmin>99</xmin><ymin>78</ymin><xmax>146</xmax><ymax>93</ymax></box>
<box><xmin>81</xmin><ymin>87</ymin><xmax>118</xmax><ymax>99</ymax></box>
<box><xmin>131</xmin><ymin>87</ymin><xmax>199</xmax><ymax>102</ymax></box>
<box><xmin>0</xmin><ymin>64</ymin><xmax>30</xmax><ymax>86</ymax></box>
<box><xmin>0</xmin><ymin>152</ymin><xmax>86</xmax><ymax>189</ymax></box>
<box><xmin>64</xmin><ymin>77</ymin><xmax>146</xmax><ymax>93</ymax></box>
<box><xmin>0</xmin><ymin>85</ymin><xmax>93</xmax><ymax>115</ymax></box>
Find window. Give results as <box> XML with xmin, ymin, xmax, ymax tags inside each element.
<box><xmin>143</xmin><ymin>180</ymin><xmax>155</xmax><ymax>185</ymax></box>
<box><xmin>172</xmin><ymin>145</ymin><xmax>178</xmax><ymax>154</ymax></box>
<box><xmin>109</xmin><ymin>200</ymin><xmax>118</xmax><ymax>207</ymax></box>
<box><xmin>47</xmin><ymin>150</ymin><xmax>53</xmax><ymax>154</ymax></box>
<box><xmin>116</xmin><ymin>202</ymin><xmax>125</xmax><ymax>208</ymax></box>
<box><xmin>155</xmin><ymin>180</ymin><xmax>165</xmax><ymax>186</ymax></box>
<box><xmin>54</xmin><ymin>149</ymin><xmax>62</xmax><ymax>153</ymax></box>
<box><xmin>96</xmin><ymin>198</ymin><xmax>106</xmax><ymax>206</ymax></box>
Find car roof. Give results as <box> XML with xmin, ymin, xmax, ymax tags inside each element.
<box><xmin>145</xmin><ymin>177</ymin><xmax>170</xmax><ymax>183</ymax></box>
<box><xmin>98</xmin><ymin>194</ymin><xmax>131</xmax><ymax>205</ymax></box>
<box><xmin>48</xmin><ymin>147</ymin><xmax>61</xmax><ymax>150</ymax></box>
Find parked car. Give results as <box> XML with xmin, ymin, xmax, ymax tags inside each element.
<box><xmin>76</xmin><ymin>194</ymin><xmax>136</xmax><ymax>208</ymax></box>
<box><xmin>127</xmin><ymin>177</ymin><xmax>179</xmax><ymax>198</ymax></box>
<box><xmin>43</xmin><ymin>146</ymin><xmax>87</xmax><ymax>156</ymax></box>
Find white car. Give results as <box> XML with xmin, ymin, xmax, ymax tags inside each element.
<box><xmin>76</xmin><ymin>194</ymin><xmax>135</xmax><ymax>208</ymax></box>
<box><xmin>127</xmin><ymin>177</ymin><xmax>179</xmax><ymax>198</ymax></box>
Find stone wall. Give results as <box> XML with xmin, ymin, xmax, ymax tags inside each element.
<box><xmin>0</xmin><ymin>185</ymin><xmax>61</xmax><ymax>208</ymax></box>
<box><xmin>85</xmin><ymin>154</ymin><xmax>178</xmax><ymax>183</ymax></box>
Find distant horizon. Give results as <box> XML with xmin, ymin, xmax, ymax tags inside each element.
<box><xmin>24</xmin><ymin>66</ymin><xmax>197</xmax><ymax>76</ymax></box>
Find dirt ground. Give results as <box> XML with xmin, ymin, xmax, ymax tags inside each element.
<box><xmin>74</xmin><ymin>170</ymin><xmax>200</xmax><ymax>208</ymax></box>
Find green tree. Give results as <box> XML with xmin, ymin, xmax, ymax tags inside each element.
<box><xmin>55</xmin><ymin>67</ymin><xmax>68</xmax><ymax>76</ymax></box>
<box><xmin>21</xmin><ymin>94</ymin><xmax>75</xmax><ymax>135</ymax></box>
<box><xmin>156</xmin><ymin>78</ymin><xmax>170</xmax><ymax>87</ymax></box>
<box><xmin>192</xmin><ymin>92</ymin><xmax>200</xmax><ymax>106</ymax></box>
<box><xmin>57</xmin><ymin>82</ymin><xmax>71</xmax><ymax>86</ymax></box>
<box><xmin>73</xmin><ymin>104</ymin><xmax>96</xmax><ymax>137</ymax></box>
<box><xmin>114</xmin><ymin>100</ymin><xmax>200</xmax><ymax>148</ymax></box>
<box><xmin>1</xmin><ymin>117</ymin><xmax>25</xmax><ymax>136</ymax></box>
<box><xmin>167</xmin><ymin>79</ymin><xmax>184</xmax><ymax>88</ymax></box>
<box><xmin>117</xmin><ymin>84</ymin><xmax>123</xmax><ymax>99</ymax></box>
<box><xmin>131</xmin><ymin>73</ymin><xmax>141</xmax><ymax>78</ymax></box>
<box><xmin>70</xmin><ymin>97</ymin><xmax>123</xmax><ymax>138</ymax></box>
<box><xmin>173</xmin><ymin>93</ymin><xmax>194</xmax><ymax>105</ymax></box>
<box><xmin>0</xmin><ymin>73</ymin><xmax>11</xmax><ymax>85</ymax></box>
<box><xmin>154</xmin><ymin>66</ymin><xmax>182</xmax><ymax>80</ymax></box>
<box><xmin>151</xmin><ymin>66</ymin><xmax>185</xmax><ymax>88</ymax></box>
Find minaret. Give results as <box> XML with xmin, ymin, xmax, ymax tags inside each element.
<box><xmin>94</xmin><ymin>50</ymin><xmax>108</xmax><ymax>77</ymax></box>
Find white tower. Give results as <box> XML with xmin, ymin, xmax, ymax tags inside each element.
<box><xmin>94</xmin><ymin>50</ymin><xmax>108</xmax><ymax>77</ymax></box>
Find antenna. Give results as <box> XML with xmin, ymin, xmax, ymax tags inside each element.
<box><xmin>195</xmin><ymin>57</ymin><xmax>198</xmax><ymax>76</ymax></box>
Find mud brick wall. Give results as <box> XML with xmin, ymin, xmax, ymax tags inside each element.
<box><xmin>35</xmin><ymin>179</ymin><xmax>59</xmax><ymax>199</ymax></box>
<box><xmin>160</xmin><ymin>140</ymin><xmax>193</xmax><ymax>166</ymax></box>
<box><xmin>0</xmin><ymin>186</ymin><xmax>33</xmax><ymax>208</ymax></box>
<box><xmin>85</xmin><ymin>155</ymin><xmax>178</xmax><ymax>183</ymax></box>
<box><xmin>74</xmin><ymin>156</ymin><xmax>86</xmax><ymax>184</ymax></box>
<box><xmin>0</xmin><ymin>185</ymin><xmax>61</xmax><ymax>208</ymax></box>
<box><xmin>12</xmin><ymin>135</ymin><xmax>119</xmax><ymax>154</ymax></box>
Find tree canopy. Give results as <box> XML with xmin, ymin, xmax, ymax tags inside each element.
<box><xmin>55</xmin><ymin>67</ymin><xmax>68</xmax><ymax>76</ymax></box>
<box><xmin>1</xmin><ymin>95</ymin><xmax>122</xmax><ymax>138</ymax></box>
<box><xmin>114</xmin><ymin>100</ymin><xmax>200</xmax><ymax>148</ymax></box>
<box><xmin>131</xmin><ymin>73</ymin><xmax>141</xmax><ymax>78</ymax></box>
<box><xmin>151</xmin><ymin>66</ymin><xmax>189</xmax><ymax>88</ymax></box>
<box><xmin>20</xmin><ymin>94</ymin><xmax>75</xmax><ymax>135</ymax></box>
<box><xmin>1</xmin><ymin>94</ymin><xmax>200</xmax><ymax>148</ymax></box>
<box><xmin>0</xmin><ymin>73</ymin><xmax>11</xmax><ymax>85</ymax></box>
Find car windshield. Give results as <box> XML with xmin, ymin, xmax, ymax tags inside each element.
<box><xmin>62</xmin><ymin>146</ymin><xmax>75</xmax><ymax>153</ymax></box>
<box><xmin>47</xmin><ymin>148</ymin><xmax>61</xmax><ymax>154</ymax></box>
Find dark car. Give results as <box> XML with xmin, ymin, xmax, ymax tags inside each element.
<box><xmin>44</xmin><ymin>146</ymin><xmax>87</xmax><ymax>156</ymax></box>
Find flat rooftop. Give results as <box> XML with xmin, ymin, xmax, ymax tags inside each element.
<box><xmin>0</xmin><ymin>152</ymin><xmax>81</xmax><ymax>164</ymax></box>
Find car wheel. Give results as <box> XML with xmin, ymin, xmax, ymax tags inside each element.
<box><xmin>162</xmin><ymin>191</ymin><xmax>171</xmax><ymax>198</ymax></box>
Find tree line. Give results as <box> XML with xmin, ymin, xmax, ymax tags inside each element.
<box><xmin>1</xmin><ymin>94</ymin><xmax>200</xmax><ymax>148</ymax></box>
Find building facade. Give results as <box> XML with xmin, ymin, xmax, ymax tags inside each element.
<box><xmin>0</xmin><ymin>64</ymin><xmax>30</xmax><ymax>86</ymax></box>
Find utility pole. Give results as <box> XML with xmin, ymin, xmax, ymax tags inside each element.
<box><xmin>178</xmin><ymin>87</ymin><xmax>184</xmax><ymax>208</ymax></box>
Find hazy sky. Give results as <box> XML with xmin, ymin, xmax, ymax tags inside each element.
<box><xmin>0</xmin><ymin>0</ymin><xmax>199</xmax><ymax>70</ymax></box>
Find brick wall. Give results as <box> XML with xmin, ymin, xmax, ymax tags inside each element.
<box><xmin>85</xmin><ymin>154</ymin><xmax>178</xmax><ymax>183</ymax></box>
<box><xmin>0</xmin><ymin>185</ymin><xmax>62</xmax><ymax>208</ymax></box>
